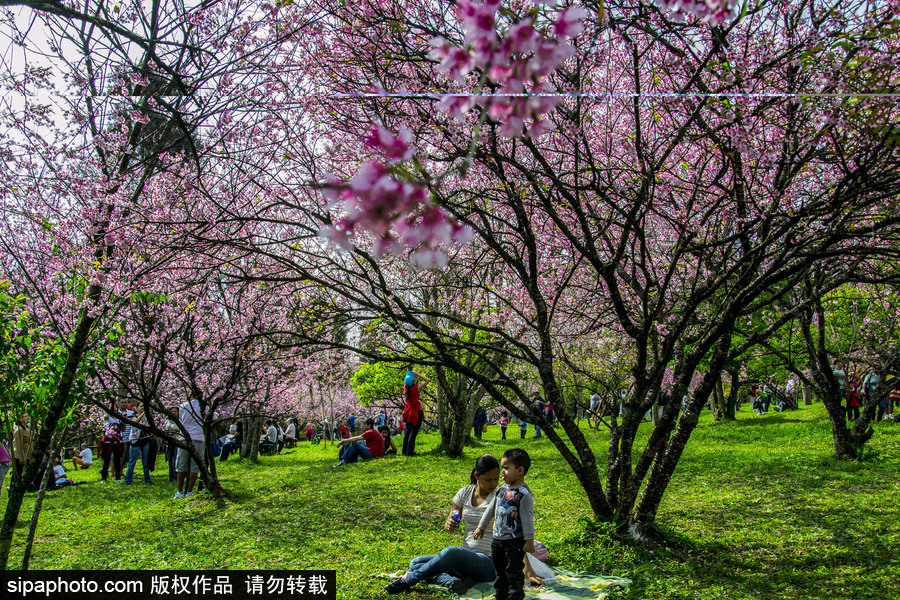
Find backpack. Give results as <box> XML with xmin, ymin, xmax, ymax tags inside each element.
<box><xmin>865</xmin><ymin>377</ymin><xmax>878</xmax><ymax>397</ymax></box>
<box><xmin>104</xmin><ymin>424</ymin><xmax>122</xmax><ymax>442</ymax></box>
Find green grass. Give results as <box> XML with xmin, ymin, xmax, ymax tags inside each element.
<box><xmin>3</xmin><ymin>404</ymin><xmax>898</xmax><ymax>600</ymax></box>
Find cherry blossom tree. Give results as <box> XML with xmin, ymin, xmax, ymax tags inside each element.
<box><xmin>747</xmin><ymin>271</ymin><xmax>900</xmax><ymax>458</ymax></box>
<box><xmin>0</xmin><ymin>0</ymin><xmax>325</xmax><ymax>567</ymax></box>
<box><xmin>238</xmin><ymin>0</ymin><xmax>900</xmax><ymax>539</ymax></box>
<box><xmin>2</xmin><ymin>0</ymin><xmax>898</xmax><ymax>555</ymax></box>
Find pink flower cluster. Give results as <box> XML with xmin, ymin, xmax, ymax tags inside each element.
<box><xmin>429</xmin><ymin>1</ymin><xmax>588</xmax><ymax>138</ymax></box>
<box><xmin>321</xmin><ymin>125</ymin><xmax>473</xmax><ymax>268</ymax></box>
<box><xmin>653</xmin><ymin>0</ymin><xmax>740</xmax><ymax>25</ymax></box>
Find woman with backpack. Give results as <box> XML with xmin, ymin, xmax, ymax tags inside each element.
<box><xmin>99</xmin><ymin>409</ymin><xmax>125</xmax><ymax>482</ymax></box>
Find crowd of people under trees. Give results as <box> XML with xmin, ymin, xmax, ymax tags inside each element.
<box><xmin>2</xmin><ymin>362</ymin><xmax>897</xmax><ymax>501</ymax></box>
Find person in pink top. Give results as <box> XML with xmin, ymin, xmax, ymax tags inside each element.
<box><xmin>498</xmin><ymin>412</ymin><xmax>510</xmax><ymax>441</ymax></box>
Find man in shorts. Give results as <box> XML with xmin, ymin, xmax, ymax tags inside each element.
<box><xmin>174</xmin><ymin>395</ymin><xmax>212</xmax><ymax>499</ymax></box>
<box><xmin>72</xmin><ymin>443</ymin><xmax>93</xmax><ymax>470</ymax></box>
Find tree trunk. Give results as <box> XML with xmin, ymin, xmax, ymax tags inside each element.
<box><xmin>20</xmin><ymin>433</ymin><xmax>64</xmax><ymax>571</ymax></box>
<box><xmin>434</xmin><ymin>366</ymin><xmax>474</xmax><ymax>457</ymax></box>
<box><xmin>0</xmin><ymin>291</ymin><xmax>98</xmax><ymax>570</ymax></box>
<box><xmin>631</xmin><ymin>333</ymin><xmax>732</xmax><ymax>534</ymax></box>
<box><xmin>436</xmin><ymin>376</ymin><xmax>450</xmax><ymax>449</ymax></box>
<box><xmin>710</xmin><ymin>375</ymin><xmax>725</xmax><ymax>421</ymax></box>
<box><xmin>20</xmin><ymin>463</ymin><xmax>53</xmax><ymax>571</ymax></box>
<box><xmin>802</xmin><ymin>381</ymin><xmax>813</xmax><ymax>405</ymax></box>
<box><xmin>200</xmin><ymin>437</ymin><xmax>226</xmax><ymax>496</ymax></box>
<box><xmin>241</xmin><ymin>415</ymin><xmax>262</xmax><ymax>462</ymax></box>
<box><xmin>536</xmin><ymin>375</ymin><xmax>613</xmax><ymax>521</ymax></box>
<box><xmin>825</xmin><ymin>401</ymin><xmax>856</xmax><ymax>459</ymax></box>
<box><xmin>724</xmin><ymin>370</ymin><xmax>739</xmax><ymax>420</ymax></box>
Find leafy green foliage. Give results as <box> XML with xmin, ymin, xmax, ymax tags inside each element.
<box><xmin>0</xmin><ymin>282</ymin><xmax>116</xmax><ymax>432</ymax></box>
<box><xmin>350</xmin><ymin>361</ymin><xmax>406</xmax><ymax>407</ymax></box>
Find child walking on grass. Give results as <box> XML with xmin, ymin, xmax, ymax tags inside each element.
<box><xmin>474</xmin><ymin>448</ymin><xmax>534</xmax><ymax>600</ymax></box>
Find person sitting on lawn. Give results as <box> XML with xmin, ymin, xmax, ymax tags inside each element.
<box><xmin>72</xmin><ymin>443</ymin><xmax>92</xmax><ymax>470</ymax></box>
<box><xmin>384</xmin><ymin>454</ymin><xmax>542</xmax><ymax>595</ymax></box>
<box><xmin>334</xmin><ymin>418</ymin><xmax>384</xmax><ymax>467</ymax></box>
<box><xmin>53</xmin><ymin>457</ymin><xmax>77</xmax><ymax>487</ymax></box>
<box><xmin>259</xmin><ymin>419</ymin><xmax>278</xmax><ymax>455</ymax></box>
<box><xmin>379</xmin><ymin>426</ymin><xmax>398</xmax><ymax>455</ymax></box>
<box><xmin>219</xmin><ymin>421</ymin><xmax>243</xmax><ymax>462</ymax></box>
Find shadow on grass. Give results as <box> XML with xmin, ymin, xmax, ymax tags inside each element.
<box><xmin>723</xmin><ymin>416</ymin><xmax>808</xmax><ymax>427</ymax></box>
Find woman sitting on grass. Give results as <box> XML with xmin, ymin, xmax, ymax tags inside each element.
<box><xmin>379</xmin><ymin>426</ymin><xmax>398</xmax><ymax>455</ymax></box>
<box><xmin>384</xmin><ymin>454</ymin><xmax>543</xmax><ymax>595</ymax></box>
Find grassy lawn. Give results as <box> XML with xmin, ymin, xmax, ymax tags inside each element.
<box><xmin>3</xmin><ymin>403</ymin><xmax>898</xmax><ymax>600</ymax></box>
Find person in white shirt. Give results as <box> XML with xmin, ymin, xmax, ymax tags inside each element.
<box><xmin>259</xmin><ymin>420</ymin><xmax>278</xmax><ymax>455</ymax></box>
<box><xmin>72</xmin><ymin>443</ymin><xmax>92</xmax><ymax>470</ymax></box>
<box><xmin>52</xmin><ymin>457</ymin><xmax>74</xmax><ymax>487</ymax></box>
<box><xmin>284</xmin><ymin>419</ymin><xmax>297</xmax><ymax>447</ymax></box>
<box><xmin>588</xmin><ymin>393</ymin><xmax>601</xmax><ymax>429</ymax></box>
<box><xmin>173</xmin><ymin>396</ymin><xmax>216</xmax><ymax>499</ymax></box>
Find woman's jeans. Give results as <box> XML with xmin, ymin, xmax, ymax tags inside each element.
<box><xmin>219</xmin><ymin>440</ymin><xmax>240</xmax><ymax>462</ymax></box>
<box><xmin>402</xmin><ymin>411</ymin><xmax>423</xmax><ymax>456</ymax></box>
<box><xmin>405</xmin><ymin>546</ymin><xmax>496</xmax><ymax>587</ymax></box>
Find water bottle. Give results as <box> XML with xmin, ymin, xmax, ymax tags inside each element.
<box><xmin>450</xmin><ymin>509</ymin><xmax>461</xmax><ymax>530</ymax></box>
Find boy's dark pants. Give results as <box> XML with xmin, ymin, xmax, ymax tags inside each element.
<box><xmin>491</xmin><ymin>537</ymin><xmax>526</xmax><ymax>600</ymax></box>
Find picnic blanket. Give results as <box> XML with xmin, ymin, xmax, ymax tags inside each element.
<box><xmin>372</xmin><ymin>568</ymin><xmax>632</xmax><ymax>600</ymax></box>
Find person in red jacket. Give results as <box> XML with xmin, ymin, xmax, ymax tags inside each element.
<box><xmin>402</xmin><ymin>368</ymin><xmax>430</xmax><ymax>456</ymax></box>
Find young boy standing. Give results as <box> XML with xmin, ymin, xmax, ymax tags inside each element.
<box><xmin>473</xmin><ymin>448</ymin><xmax>534</xmax><ymax>600</ymax></box>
